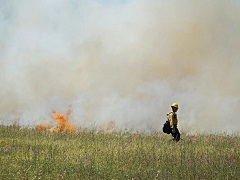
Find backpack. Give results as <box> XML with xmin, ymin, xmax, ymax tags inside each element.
<box><xmin>163</xmin><ymin>120</ymin><xmax>171</xmax><ymax>134</ymax></box>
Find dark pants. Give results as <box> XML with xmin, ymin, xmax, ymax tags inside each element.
<box><xmin>171</xmin><ymin>127</ymin><xmax>180</xmax><ymax>141</ymax></box>
<box><xmin>163</xmin><ymin>121</ymin><xmax>181</xmax><ymax>141</ymax></box>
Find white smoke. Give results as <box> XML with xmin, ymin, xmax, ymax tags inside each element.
<box><xmin>0</xmin><ymin>0</ymin><xmax>240</xmax><ymax>133</ymax></box>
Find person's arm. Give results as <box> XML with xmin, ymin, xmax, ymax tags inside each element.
<box><xmin>168</xmin><ymin>113</ymin><xmax>174</xmax><ymax>128</ymax></box>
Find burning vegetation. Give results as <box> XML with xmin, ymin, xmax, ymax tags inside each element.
<box><xmin>36</xmin><ymin>111</ymin><xmax>76</xmax><ymax>133</ymax></box>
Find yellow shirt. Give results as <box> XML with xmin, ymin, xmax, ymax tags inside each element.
<box><xmin>168</xmin><ymin>112</ymin><xmax>178</xmax><ymax>128</ymax></box>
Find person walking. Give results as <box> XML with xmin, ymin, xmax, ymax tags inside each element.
<box><xmin>163</xmin><ymin>103</ymin><xmax>181</xmax><ymax>141</ymax></box>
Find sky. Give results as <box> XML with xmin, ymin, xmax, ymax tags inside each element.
<box><xmin>0</xmin><ymin>0</ymin><xmax>240</xmax><ymax>134</ymax></box>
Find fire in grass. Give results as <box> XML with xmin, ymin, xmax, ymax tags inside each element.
<box><xmin>36</xmin><ymin>111</ymin><xmax>76</xmax><ymax>133</ymax></box>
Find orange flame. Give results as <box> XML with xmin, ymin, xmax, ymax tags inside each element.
<box><xmin>36</xmin><ymin>110</ymin><xmax>76</xmax><ymax>133</ymax></box>
<box><xmin>51</xmin><ymin>112</ymin><xmax>76</xmax><ymax>133</ymax></box>
<box><xmin>133</xmin><ymin>132</ymin><xmax>138</xmax><ymax>141</ymax></box>
<box><xmin>36</xmin><ymin>124</ymin><xmax>49</xmax><ymax>131</ymax></box>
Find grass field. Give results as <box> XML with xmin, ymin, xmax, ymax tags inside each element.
<box><xmin>0</xmin><ymin>124</ymin><xmax>239</xmax><ymax>179</ymax></box>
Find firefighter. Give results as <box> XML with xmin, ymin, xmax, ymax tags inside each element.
<box><xmin>167</xmin><ymin>103</ymin><xmax>181</xmax><ymax>141</ymax></box>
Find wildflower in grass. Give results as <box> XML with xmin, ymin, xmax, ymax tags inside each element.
<box><xmin>65</xmin><ymin>168</ymin><xmax>71</xmax><ymax>172</ymax></box>
<box><xmin>33</xmin><ymin>151</ymin><xmax>39</xmax><ymax>159</ymax></box>
<box><xmin>4</xmin><ymin>149</ymin><xmax>10</xmax><ymax>155</ymax></box>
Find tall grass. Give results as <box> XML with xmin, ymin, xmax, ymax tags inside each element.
<box><xmin>0</xmin><ymin>124</ymin><xmax>239</xmax><ymax>179</ymax></box>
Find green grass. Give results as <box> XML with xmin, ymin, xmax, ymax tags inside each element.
<box><xmin>0</xmin><ymin>125</ymin><xmax>239</xmax><ymax>179</ymax></box>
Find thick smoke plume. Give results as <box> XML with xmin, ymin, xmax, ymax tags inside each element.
<box><xmin>0</xmin><ymin>0</ymin><xmax>240</xmax><ymax>133</ymax></box>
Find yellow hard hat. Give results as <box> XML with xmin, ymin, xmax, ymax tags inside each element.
<box><xmin>171</xmin><ymin>103</ymin><xmax>178</xmax><ymax>109</ymax></box>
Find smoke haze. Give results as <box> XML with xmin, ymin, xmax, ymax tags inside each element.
<box><xmin>1</xmin><ymin>0</ymin><xmax>240</xmax><ymax>133</ymax></box>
